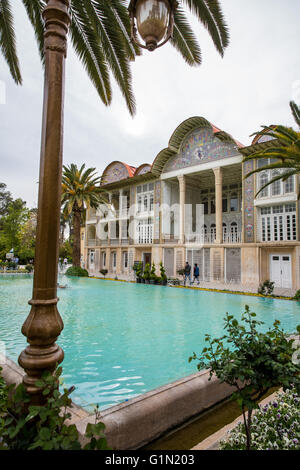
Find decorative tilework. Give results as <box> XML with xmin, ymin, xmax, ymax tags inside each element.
<box><xmin>256</xmin><ymin>134</ymin><xmax>274</xmax><ymax>144</ymax></box>
<box><xmin>163</xmin><ymin>128</ymin><xmax>240</xmax><ymax>173</ymax></box>
<box><xmin>243</xmin><ymin>160</ymin><xmax>255</xmax><ymax>243</ymax></box>
<box><xmin>136</xmin><ymin>164</ymin><xmax>151</xmax><ymax>176</ymax></box>
<box><xmin>102</xmin><ymin>163</ymin><xmax>129</xmax><ymax>184</ymax></box>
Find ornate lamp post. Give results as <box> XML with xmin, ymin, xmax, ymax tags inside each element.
<box><xmin>18</xmin><ymin>0</ymin><xmax>70</xmax><ymax>405</ymax></box>
<box><xmin>17</xmin><ymin>0</ymin><xmax>176</xmax><ymax>406</ymax></box>
<box><xmin>129</xmin><ymin>0</ymin><xmax>178</xmax><ymax>51</ymax></box>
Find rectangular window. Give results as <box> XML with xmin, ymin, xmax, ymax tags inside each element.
<box><xmin>230</xmin><ymin>196</ymin><xmax>238</xmax><ymax>212</ymax></box>
<box><xmin>260</xmin><ymin>204</ymin><xmax>297</xmax><ymax>242</ymax></box>
<box><xmin>123</xmin><ymin>252</ymin><xmax>128</xmax><ymax>268</ymax></box>
<box><xmin>285</xmin><ymin>176</ymin><xmax>294</xmax><ymax>194</ymax></box>
<box><xmin>285</xmin><ymin>203</ymin><xmax>296</xmax><ymax>213</ymax></box>
<box><xmin>211</xmin><ymin>199</ymin><xmax>215</xmax><ymax>214</ymax></box>
<box><xmin>222</xmin><ymin>198</ymin><xmax>228</xmax><ymax>213</ymax></box>
<box><xmin>271</xmin><ymin>179</ymin><xmax>281</xmax><ymax>196</ymax></box>
<box><xmin>273</xmin><ymin>205</ymin><xmax>283</xmax><ymax>214</ymax></box>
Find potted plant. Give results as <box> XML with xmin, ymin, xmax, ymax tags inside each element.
<box><xmin>150</xmin><ymin>262</ymin><xmax>157</xmax><ymax>284</ymax></box>
<box><xmin>100</xmin><ymin>269</ymin><xmax>108</xmax><ymax>279</ymax></box>
<box><xmin>160</xmin><ymin>262</ymin><xmax>167</xmax><ymax>286</ymax></box>
<box><xmin>143</xmin><ymin>263</ymin><xmax>151</xmax><ymax>284</ymax></box>
<box><xmin>135</xmin><ymin>261</ymin><xmax>143</xmax><ymax>283</ymax></box>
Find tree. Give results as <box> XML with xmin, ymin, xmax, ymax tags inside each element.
<box><xmin>189</xmin><ymin>306</ymin><xmax>300</xmax><ymax>451</ymax></box>
<box><xmin>61</xmin><ymin>164</ymin><xmax>106</xmax><ymax>267</ymax></box>
<box><xmin>243</xmin><ymin>101</ymin><xmax>300</xmax><ymax>196</ymax></box>
<box><xmin>0</xmin><ymin>182</ymin><xmax>13</xmax><ymax>219</ymax></box>
<box><xmin>18</xmin><ymin>208</ymin><xmax>37</xmax><ymax>263</ymax></box>
<box><xmin>0</xmin><ymin>0</ymin><xmax>229</xmax><ymax>115</ymax></box>
<box><xmin>0</xmin><ymin>198</ymin><xmax>29</xmax><ymax>255</ymax></box>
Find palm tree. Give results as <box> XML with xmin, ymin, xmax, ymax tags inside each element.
<box><xmin>0</xmin><ymin>0</ymin><xmax>229</xmax><ymax>114</ymax></box>
<box><xmin>243</xmin><ymin>101</ymin><xmax>300</xmax><ymax>197</ymax></box>
<box><xmin>61</xmin><ymin>163</ymin><xmax>106</xmax><ymax>267</ymax></box>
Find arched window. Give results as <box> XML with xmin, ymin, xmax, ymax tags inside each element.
<box><xmin>271</xmin><ymin>171</ymin><xmax>281</xmax><ymax>196</ymax></box>
<box><xmin>259</xmin><ymin>173</ymin><xmax>268</xmax><ymax>198</ymax></box>
<box><xmin>210</xmin><ymin>223</ymin><xmax>216</xmax><ymax>240</ymax></box>
<box><xmin>231</xmin><ymin>222</ymin><xmax>238</xmax><ymax>234</ymax></box>
<box><xmin>223</xmin><ymin>223</ymin><xmax>227</xmax><ymax>238</ymax></box>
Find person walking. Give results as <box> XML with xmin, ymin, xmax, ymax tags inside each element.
<box><xmin>184</xmin><ymin>261</ymin><xmax>191</xmax><ymax>286</ymax></box>
<box><xmin>193</xmin><ymin>263</ymin><xmax>200</xmax><ymax>285</ymax></box>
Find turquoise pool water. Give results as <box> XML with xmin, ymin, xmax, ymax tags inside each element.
<box><xmin>0</xmin><ymin>274</ymin><xmax>300</xmax><ymax>411</ymax></box>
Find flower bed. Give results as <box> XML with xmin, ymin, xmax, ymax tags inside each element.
<box><xmin>220</xmin><ymin>388</ymin><xmax>300</xmax><ymax>450</ymax></box>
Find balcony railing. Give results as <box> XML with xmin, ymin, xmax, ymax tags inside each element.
<box><xmin>223</xmin><ymin>232</ymin><xmax>242</xmax><ymax>244</ymax></box>
<box><xmin>185</xmin><ymin>232</ymin><xmax>241</xmax><ymax>244</ymax></box>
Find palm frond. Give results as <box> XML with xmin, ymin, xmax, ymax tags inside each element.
<box><xmin>69</xmin><ymin>2</ymin><xmax>111</xmax><ymax>106</ymax></box>
<box><xmin>0</xmin><ymin>0</ymin><xmax>22</xmax><ymax>84</ymax></box>
<box><xmin>182</xmin><ymin>0</ymin><xmax>229</xmax><ymax>56</ymax></box>
<box><xmin>22</xmin><ymin>0</ymin><xmax>45</xmax><ymax>63</ymax></box>
<box><xmin>171</xmin><ymin>7</ymin><xmax>202</xmax><ymax>66</ymax></box>
<box><xmin>290</xmin><ymin>101</ymin><xmax>300</xmax><ymax>128</ymax></box>
<box><xmin>85</xmin><ymin>0</ymin><xmax>136</xmax><ymax>115</ymax></box>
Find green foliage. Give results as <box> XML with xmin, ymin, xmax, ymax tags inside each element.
<box><xmin>244</xmin><ymin>101</ymin><xmax>300</xmax><ymax>197</ymax></box>
<box><xmin>143</xmin><ymin>263</ymin><xmax>151</xmax><ymax>281</ymax></box>
<box><xmin>61</xmin><ymin>164</ymin><xmax>107</xmax><ymax>267</ymax></box>
<box><xmin>160</xmin><ymin>262</ymin><xmax>167</xmax><ymax>282</ymax></box>
<box><xmin>220</xmin><ymin>388</ymin><xmax>300</xmax><ymax>450</ymax></box>
<box><xmin>294</xmin><ymin>289</ymin><xmax>300</xmax><ymax>301</ymax></box>
<box><xmin>150</xmin><ymin>262</ymin><xmax>157</xmax><ymax>281</ymax></box>
<box><xmin>258</xmin><ymin>280</ymin><xmax>275</xmax><ymax>296</ymax></box>
<box><xmin>135</xmin><ymin>261</ymin><xmax>143</xmax><ymax>279</ymax></box>
<box><xmin>66</xmin><ymin>266</ymin><xmax>88</xmax><ymax>277</ymax></box>
<box><xmin>0</xmin><ymin>367</ymin><xmax>109</xmax><ymax>450</ymax></box>
<box><xmin>100</xmin><ymin>269</ymin><xmax>108</xmax><ymax>278</ymax></box>
<box><xmin>0</xmin><ymin>183</ymin><xmax>13</xmax><ymax>218</ymax></box>
<box><xmin>59</xmin><ymin>239</ymin><xmax>73</xmax><ymax>261</ymax></box>
<box><xmin>25</xmin><ymin>264</ymin><xmax>33</xmax><ymax>273</ymax></box>
<box><xmin>1</xmin><ymin>1</ymin><xmax>229</xmax><ymax>114</ymax></box>
<box><xmin>189</xmin><ymin>306</ymin><xmax>300</xmax><ymax>450</ymax></box>
<box><xmin>0</xmin><ymin>198</ymin><xmax>29</xmax><ymax>256</ymax></box>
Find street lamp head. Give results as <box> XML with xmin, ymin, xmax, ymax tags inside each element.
<box><xmin>129</xmin><ymin>0</ymin><xmax>178</xmax><ymax>52</ymax></box>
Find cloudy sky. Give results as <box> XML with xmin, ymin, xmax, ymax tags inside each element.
<box><xmin>0</xmin><ymin>0</ymin><xmax>299</xmax><ymax>208</ymax></box>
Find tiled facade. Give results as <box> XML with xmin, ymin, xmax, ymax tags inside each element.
<box><xmin>83</xmin><ymin>117</ymin><xmax>300</xmax><ymax>294</ymax></box>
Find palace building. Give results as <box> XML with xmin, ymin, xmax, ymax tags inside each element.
<box><xmin>83</xmin><ymin>116</ymin><xmax>300</xmax><ymax>294</ymax></box>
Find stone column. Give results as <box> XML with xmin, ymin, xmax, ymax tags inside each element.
<box><xmin>213</xmin><ymin>167</ymin><xmax>223</xmax><ymax>244</ymax></box>
<box><xmin>119</xmin><ymin>189</ymin><xmax>123</xmax><ymax>243</ymax></box>
<box><xmin>18</xmin><ymin>0</ymin><xmax>70</xmax><ymax>404</ymax></box>
<box><xmin>177</xmin><ymin>175</ymin><xmax>186</xmax><ymax>244</ymax></box>
<box><xmin>108</xmin><ymin>192</ymin><xmax>112</xmax><ymax>242</ymax></box>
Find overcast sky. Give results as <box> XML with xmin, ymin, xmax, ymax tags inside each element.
<box><xmin>0</xmin><ymin>0</ymin><xmax>299</xmax><ymax>208</ymax></box>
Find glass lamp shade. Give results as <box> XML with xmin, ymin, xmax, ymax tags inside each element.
<box><xmin>135</xmin><ymin>0</ymin><xmax>171</xmax><ymax>51</ymax></box>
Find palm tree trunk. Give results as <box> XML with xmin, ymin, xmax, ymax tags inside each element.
<box><xmin>72</xmin><ymin>209</ymin><xmax>81</xmax><ymax>267</ymax></box>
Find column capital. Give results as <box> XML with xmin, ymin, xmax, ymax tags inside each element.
<box><xmin>213</xmin><ymin>167</ymin><xmax>222</xmax><ymax>184</ymax></box>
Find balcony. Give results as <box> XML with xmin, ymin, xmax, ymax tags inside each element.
<box><xmin>87</xmin><ymin>238</ymin><xmax>96</xmax><ymax>247</ymax></box>
<box><xmin>185</xmin><ymin>232</ymin><xmax>241</xmax><ymax>245</ymax></box>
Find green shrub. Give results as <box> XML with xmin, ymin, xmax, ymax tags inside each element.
<box><xmin>66</xmin><ymin>266</ymin><xmax>88</xmax><ymax>277</ymax></box>
<box><xmin>0</xmin><ymin>367</ymin><xmax>109</xmax><ymax>450</ymax></box>
<box><xmin>258</xmin><ymin>280</ymin><xmax>275</xmax><ymax>296</ymax></box>
<box><xmin>189</xmin><ymin>306</ymin><xmax>300</xmax><ymax>450</ymax></box>
<box><xmin>160</xmin><ymin>262</ymin><xmax>167</xmax><ymax>282</ymax></box>
<box><xmin>25</xmin><ymin>264</ymin><xmax>33</xmax><ymax>273</ymax></box>
<box><xmin>135</xmin><ymin>261</ymin><xmax>143</xmax><ymax>279</ymax></box>
<box><xmin>294</xmin><ymin>289</ymin><xmax>300</xmax><ymax>301</ymax></box>
<box><xmin>143</xmin><ymin>263</ymin><xmax>151</xmax><ymax>281</ymax></box>
<box><xmin>150</xmin><ymin>262</ymin><xmax>157</xmax><ymax>281</ymax></box>
<box><xmin>99</xmin><ymin>269</ymin><xmax>108</xmax><ymax>278</ymax></box>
